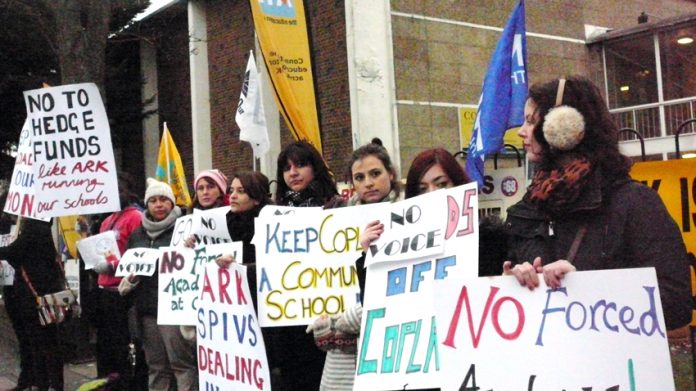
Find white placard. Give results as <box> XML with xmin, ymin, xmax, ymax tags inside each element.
<box><xmin>76</xmin><ymin>231</ymin><xmax>120</xmax><ymax>270</ymax></box>
<box><xmin>364</xmin><ymin>190</ymin><xmax>448</xmax><ymax>266</ymax></box>
<box><xmin>115</xmin><ymin>248</ymin><xmax>160</xmax><ymax>277</ymax></box>
<box><xmin>0</xmin><ymin>261</ymin><xmax>14</xmax><ymax>286</ymax></box>
<box><xmin>433</xmin><ymin>268</ymin><xmax>674</xmax><ymax>391</ymax></box>
<box><xmin>169</xmin><ymin>207</ymin><xmax>232</xmax><ymax>247</ymax></box>
<box><xmin>3</xmin><ymin>120</ymin><xmax>49</xmax><ymax>221</ymax></box>
<box><xmin>354</xmin><ymin>184</ymin><xmax>479</xmax><ymax>390</ymax></box>
<box><xmin>24</xmin><ymin>83</ymin><xmax>119</xmax><ymax>217</ymax></box>
<box><xmin>254</xmin><ymin>204</ymin><xmax>380</xmax><ymax>327</ymax></box>
<box><xmin>158</xmin><ymin>242</ymin><xmax>243</xmax><ymax>325</ymax></box>
<box><xmin>197</xmin><ymin>262</ymin><xmax>271</xmax><ymax>391</ymax></box>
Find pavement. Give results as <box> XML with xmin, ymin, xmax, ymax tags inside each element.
<box><xmin>0</xmin><ymin>296</ymin><xmax>98</xmax><ymax>391</ymax></box>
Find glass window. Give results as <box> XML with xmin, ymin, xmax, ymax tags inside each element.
<box><xmin>659</xmin><ymin>26</ymin><xmax>696</xmax><ymax>101</ymax></box>
<box><xmin>604</xmin><ymin>35</ymin><xmax>658</xmax><ymax>109</ymax></box>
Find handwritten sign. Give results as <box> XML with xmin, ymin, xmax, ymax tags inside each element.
<box><xmin>115</xmin><ymin>248</ymin><xmax>160</xmax><ymax>277</ymax></box>
<box><xmin>3</xmin><ymin>120</ymin><xmax>48</xmax><ymax>220</ymax></box>
<box><xmin>364</xmin><ymin>190</ymin><xmax>448</xmax><ymax>266</ymax></box>
<box><xmin>355</xmin><ymin>183</ymin><xmax>478</xmax><ymax>390</ymax></box>
<box><xmin>254</xmin><ymin>204</ymin><xmax>379</xmax><ymax>327</ymax></box>
<box><xmin>433</xmin><ymin>268</ymin><xmax>674</xmax><ymax>390</ymax></box>
<box><xmin>158</xmin><ymin>242</ymin><xmax>242</xmax><ymax>325</ymax></box>
<box><xmin>169</xmin><ymin>207</ymin><xmax>232</xmax><ymax>247</ymax></box>
<box><xmin>197</xmin><ymin>262</ymin><xmax>271</xmax><ymax>390</ymax></box>
<box><xmin>76</xmin><ymin>231</ymin><xmax>120</xmax><ymax>270</ymax></box>
<box><xmin>0</xmin><ymin>261</ymin><xmax>14</xmax><ymax>286</ymax></box>
<box><xmin>24</xmin><ymin>83</ymin><xmax>119</xmax><ymax>217</ymax></box>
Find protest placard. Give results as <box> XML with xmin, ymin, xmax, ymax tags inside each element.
<box><xmin>197</xmin><ymin>262</ymin><xmax>271</xmax><ymax>391</ymax></box>
<box><xmin>158</xmin><ymin>242</ymin><xmax>242</xmax><ymax>325</ymax></box>
<box><xmin>76</xmin><ymin>231</ymin><xmax>120</xmax><ymax>270</ymax></box>
<box><xmin>364</xmin><ymin>190</ymin><xmax>448</xmax><ymax>266</ymax></box>
<box><xmin>3</xmin><ymin>120</ymin><xmax>49</xmax><ymax>220</ymax></box>
<box><xmin>169</xmin><ymin>207</ymin><xmax>232</xmax><ymax>247</ymax></box>
<box><xmin>254</xmin><ymin>204</ymin><xmax>380</xmax><ymax>327</ymax></box>
<box><xmin>23</xmin><ymin>83</ymin><xmax>119</xmax><ymax>217</ymax></box>
<box><xmin>64</xmin><ymin>258</ymin><xmax>80</xmax><ymax>303</ymax></box>
<box><xmin>354</xmin><ymin>183</ymin><xmax>478</xmax><ymax>390</ymax></box>
<box><xmin>433</xmin><ymin>268</ymin><xmax>674</xmax><ymax>391</ymax></box>
<box><xmin>1</xmin><ymin>261</ymin><xmax>14</xmax><ymax>286</ymax></box>
<box><xmin>115</xmin><ymin>248</ymin><xmax>160</xmax><ymax>277</ymax></box>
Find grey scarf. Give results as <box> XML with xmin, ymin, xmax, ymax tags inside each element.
<box><xmin>141</xmin><ymin>206</ymin><xmax>182</xmax><ymax>239</ymax></box>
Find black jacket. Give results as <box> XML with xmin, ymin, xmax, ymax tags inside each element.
<box><xmin>126</xmin><ymin>225</ymin><xmax>174</xmax><ymax>317</ymax></box>
<box><xmin>506</xmin><ymin>174</ymin><xmax>691</xmax><ymax>330</ymax></box>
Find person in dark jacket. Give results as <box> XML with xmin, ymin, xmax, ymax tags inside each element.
<box><xmin>502</xmin><ymin>76</ymin><xmax>691</xmax><ymax>331</ymax></box>
<box><xmin>215</xmin><ymin>171</ymin><xmax>273</xmax><ymax>305</ymax></box>
<box><xmin>0</xmin><ymin>218</ymin><xmax>64</xmax><ymax>391</ymax></box>
<box><xmin>271</xmin><ymin>141</ymin><xmax>338</xmax><ymax>390</ymax></box>
<box><xmin>118</xmin><ymin>178</ymin><xmax>193</xmax><ymax>391</ymax></box>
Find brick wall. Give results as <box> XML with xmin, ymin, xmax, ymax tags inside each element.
<box><xmin>207</xmin><ymin>0</ymin><xmax>255</xmax><ymax>178</ymax></box>
<box><xmin>305</xmin><ymin>1</ymin><xmax>352</xmax><ymax>181</ymax></box>
<box><xmin>155</xmin><ymin>9</ymin><xmax>194</xmax><ymax>189</ymax></box>
<box><xmin>205</xmin><ymin>0</ymin><xmax>352</xmax><ymax>181</ymax></box>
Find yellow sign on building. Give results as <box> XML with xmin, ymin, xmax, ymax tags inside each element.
<box><xmin>631</xmin><ymin>159</ymin><xmax>696</xmax><ymax>324</ymax></box>
<box><xmin>459</xmin><ymin>107</ymin><xmax>523</xmax><ymax>150</ymax></box>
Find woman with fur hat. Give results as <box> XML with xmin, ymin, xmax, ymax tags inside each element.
<box><xmin>502</xmin><ymin>76</ymin><xmax>691</xmax><ymax>331</ymax></box>
<box><xmin>118</xmin><ymin>178</ymin><xmax>197</xmax><ymax>391</ymax></box>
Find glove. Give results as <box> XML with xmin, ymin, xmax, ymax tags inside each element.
<box><xmin>93</xmin><ymin>260</ymin><xmax>113</xmax><ymax>274</ymax></box>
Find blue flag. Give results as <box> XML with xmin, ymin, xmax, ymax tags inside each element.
<box><xmin>465</xmin><ymin>0</ymin><xmax>528</xmax><ymax>188</ymax></box>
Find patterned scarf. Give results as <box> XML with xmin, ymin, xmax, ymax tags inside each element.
<box><xmin>281</xmin><ymin>181</ymin><xmax>328</xmax><ymax>207</ymax></box>
<box><xmin>524</xmin><ymin>156</ymin><xmax>593</xmax><ymax>216</ymax></box>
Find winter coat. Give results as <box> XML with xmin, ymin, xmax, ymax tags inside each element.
<box><xmin>124</xmin><ymin>224</ymin><xmax>175</xmax><ymax>317</ymax></box>
<box><xmin>505</xmin><ymin>173</ymin><xmax>691</xmax><ymax>330</ymax></box>
<box><xmin>98</xmin><ymin>205</ymin><xmax>143</xmax><ymax>288</ymax></box>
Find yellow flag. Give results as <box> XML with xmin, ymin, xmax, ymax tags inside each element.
<box><xmin>57</xmin><ymin>216</ymin><xmax>84</xmax><ymax>259</ymax></box>
<box><xmin>155</xmin><ymin>123</ymin><xmax>192</xmax><ymax>207</ymax></box>
<box><xmin>249</xmin><ymin>0</ymin><xmax>322</xmax><ymax>152</ymax></box>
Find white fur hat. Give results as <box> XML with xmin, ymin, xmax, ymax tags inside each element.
<box><xmin>144</xmin><ymin>178</ymin><xmax>175</xmax><ymax>204</ymax></box>
<box><xmin>543</xmin><ymin>105</ymin><xmax>585</xmax><ymax>151</ymax></box>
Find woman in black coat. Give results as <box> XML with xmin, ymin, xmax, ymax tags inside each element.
<box><xmin>0</xmin><ymin>218</ymin><xmax>65</xmax><ymax>391</ymax></box>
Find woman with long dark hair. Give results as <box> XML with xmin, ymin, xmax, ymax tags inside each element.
<box><xmin>503</xmin><ymin>76</ymin><xmax>690</xmax><ymax>331</ymax></box>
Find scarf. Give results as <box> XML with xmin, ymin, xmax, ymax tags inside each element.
<box><xmin>346</xmin><ymin>189</ymin><xmax>399</xmax><ymax>207</ymax></box>
<box><xmin>226</xmin><ymin>207</ymin><xmax>259</xmax><ymax>243</ymax></box>
<box><xmin>141</xmin><ymin>206</ymin><xmax>182</xmax><ymax>239</ymax></box>
<box><xmin>524</xmin><ymin>156</ymin><xmax>593</xmax><ymax>216</ymax></box>
<box><xmin>282</xmin><ymin>181</ymin><xmax>329</xmax><ymax>207</ymax></box>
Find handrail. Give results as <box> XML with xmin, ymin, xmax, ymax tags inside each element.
<box><xmin>675</xmin><ymin>118</ymin><xmax>696</xmax><ymax>159</ymax></box>
<box><xmin>618</xmin><ymin>128</ymin><xmax>646</xmax><ymax>161</ymax></box>
<box><xmin>493</xmin><ymin>144</ymin><xmax>522</xmax><ymax>169</ymax></box>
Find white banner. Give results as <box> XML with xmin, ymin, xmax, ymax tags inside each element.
<box><xmin>115</xmin><ymin>248</ymin><xmax>160</xmax><ymax>277</ymax></box>
<box><xmin>76</xmin><ymin>231</ymin><xmax>120</xmax><ymax>270</ymax></box>
<box><xmin>364</xmin><ymin>190</ymin><xmax>448</xmax><ymax>266</ymax></box>
<box><xmin>254</xmin><ymin>204</ymin><xmax>379</xmax><ymax>327</ymax></box>
<box><xmin>433</xmin><ymin>268</ymin><xmax>674</xmax><ymax>391</ymax></box>
<box><xmin>355</xmin><ymin>183</ymin><xmax>479</xmax><ymax>390</ymax></box>
<box><xmin>64</xmin><ymin>258</ymin><xmax>80</xmax><ymax>304</ymax></box>
<box><xmin>24</xmin><ymin>83</ymin><xmax>119</xmax><ymax>217</ymax></box>
<box><xmin>3</xmin><ymin>121</ymin><xmax>48</xmax><ymax>220</ymax></box>
<box><xmin>169</xmin><ymin>207</ymin><xmax>232</xmax><ymax>247</ymax></box>
<box><xmin>197</xmin><ymin>262</ymin><xmax>271</xmax><ymax>391</ymax></box>
<box><xmin>158</xmin><ymin>242</ymin><xmax>243</xmax><ymax>325</ymax></box>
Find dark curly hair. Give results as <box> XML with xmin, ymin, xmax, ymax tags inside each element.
<box><xmin>275</xmin><ymin>140</ymin><xmax>338</xmax><ymax>204</ymax></box>
<box><xmin>528</xmin><ymin>76</ymin><xmax>632</xmax><ymax>181</ymax></box>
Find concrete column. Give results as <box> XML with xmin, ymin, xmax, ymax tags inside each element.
<box><xmin>345</xmin><ymin>0</ymin><xmax>400</xmax><ymax>170</ymax></box>
<box><xmin>188</xmin><ymin>0</ymin><xmax>212</xmax><ymax>172</ymax></box>
<box><xmin>140</xmin><ymin>40</ymin><xmax>159</xmax><ymax>179</ymax></box>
